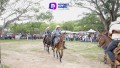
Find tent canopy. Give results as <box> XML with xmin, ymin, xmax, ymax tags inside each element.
<box><xmin>61</xmin><ymin>30</ymin><xmax>71</xmax><ymax>33</ymax></box>
<box><xmin>87</xmin><ymin>29</ymin><xmax>96</xmax><ymax>33</ymax></box>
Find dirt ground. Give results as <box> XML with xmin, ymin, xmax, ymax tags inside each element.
<box><xmin>1</xmin><ymin>40</ymin><xmax>110</xmax><ymax>68</ymax></box>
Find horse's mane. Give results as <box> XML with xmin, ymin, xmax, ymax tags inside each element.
<box><xmin>97</xmin><ymin>31</ymin><xmax>113</xmax><ymax>47</ymax></box>
<box><xmin>59</xmin><ymin>34</ymin><xmax>65</xmax><ymax>42</ymax></box>
<box><xmin>101</xmin><ymin>32</ymin><xmax>113</xmax><ymax>47</ymax></box>
<box><xmin>103</xmin><ymin>32</ymin><xmax>112</xmax><ymax>41</ymax></box>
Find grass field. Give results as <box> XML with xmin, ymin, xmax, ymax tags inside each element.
<box><xmin>65</xmin><ymin>41</ymin><xmax>104</xmax><ymax>61</ymax></box>
<box><xmin>1</xmin><ymin>40</ymin><xmax>104</xmax><ymax>61</ymax></box>
<box><xmin>0</xmin><ymin>39</ymin><xmax>108</xmax><ymax>68</ymax></box>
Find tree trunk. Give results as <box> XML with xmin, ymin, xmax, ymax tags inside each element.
<box><xmin>105</xmin><ymin>22</ymin><xmax>110</xmax><ymax>31</ymax></box>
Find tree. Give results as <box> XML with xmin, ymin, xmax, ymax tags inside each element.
<box><xmin>0</xmin><ymin>0</ymin><xmax>53</xmax><ymax>29</ymax></box>
<box><xmin>77</xmin><ymin>14</ymin><xmax>104</xmax><ymax>31</ymax></box>
<box><xmin>0</xmin><ymin>0</ymin><xmax>9</xmax><ymax>15</ymax></box>
<box><xmin>9</xmin><ymin>22</ymin><xmax>48</xmax><ymax>34</ymax></box>
<box><xmin>62</xmin><ymin>21</ymin><xmax>74</xmax><ymax>31</ymax></box>
<box><xmin>71</xmin><ymin>0</ymin><xmax>120</xmax><ymax>31</ymax></box>
<box><xmin>49</xmin><ymin>23</ymin><xmax>56</xmax><ymax>31</ymax></box>
<box><xmin>0</xmin><ymin>0</ymin><xmax>52</xmax><ymax>65</ymax></box>
<box><xmin>1</xmin><ymin>0</ymin><xmax>32</xmax><ymax>28</ymax></box>
<box><xmin>39</xmin><ymin>23</ymin><xmax>48</xmax><ymax>33</ymax></box>
<box><xmin>36</xmin><ymin>11</ymin><xmax>53</xmax><ymax>22</ymax></box>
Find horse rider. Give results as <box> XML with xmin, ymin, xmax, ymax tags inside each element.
<box><xmin>51</xmin><ymin>25</ymin><xmax>67</xmax><ymax>49</ymax></box>
<box><xmin>106</xmin><ymin>17</ymin><xmax>120</xmax><ymax>66</ymax></box>
<box><xmin>43</xmin><ymin>27</ymin><xmax>51</xmax><ymax>42</ymax></box>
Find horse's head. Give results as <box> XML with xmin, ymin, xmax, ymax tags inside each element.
<box><xmin>97</xmin><ymin>32</ymin><xmax>112</xmax><ymax>47</ymax></box>
<box><xmin>97</xmin><ymin>32</ymin><xmax>106</xmax><ymax>47</ymax></box>
<box><xmin>59</xmin><ymin>33</ymin><xmax>65</xmax><ymax>42</ymax></box>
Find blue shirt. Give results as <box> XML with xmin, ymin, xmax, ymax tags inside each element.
<box><xmin>52</xmin><ymin>29</ymin><xmax>61</xmax><ymax>36</ymax></box>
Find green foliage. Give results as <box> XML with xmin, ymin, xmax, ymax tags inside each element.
<box><xmin>77</xmin><ymin>14</ymin><xmax>104</xmax><ymax>31</ymax></box>
<box><xmin>61</xmin><ymin>14</ymin><xmax>104</xmax><ymax>31</ymax></box>
<box><xmin>62</xmin><ymin>21</ymin><xmax>74</xmax><ymax>31</ymax></box>
<box><xmin>9</xmin><ymin>22</ymin><xmax>47</xmax><ymax>33</ymax></box>
<box><xmin>7</xmin><ymin>13</ymin><xmax>104</xmax><ymax>33</ymax></box>
<box><xmin>49</xmin><ymin>23</ymin><xmax>56</xmax><ymax>31</ymax></box>
<box><xmin>8</xmin><ymin>22</ymin><xmax>57</xmax><ymax>34</ymax></box>
<box><xmin>36</xmin><ymin>11</ymin><xmax>53</xmax><ymax>22</ymax></box>
<box><xmin>39</xmin><ymin>23</ymin><xmax>48</xmax><ymax>33</ymax></box>
<box><xmin>74</xmin><ymin>0</ymin><xmax>120</xmax><ymax>31</ymax></box>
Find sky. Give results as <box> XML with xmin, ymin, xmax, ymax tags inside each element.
<box><xmin>41</xmin><ymin>0</ymin><xmax>90</xmax><ymax>22</ymax></box>
<box><xmin>0</xmin><ymin>0</ymin><xmax>90</xmax><ymax>25</ymax></box>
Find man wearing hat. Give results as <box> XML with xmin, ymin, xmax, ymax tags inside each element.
<box><xmin>43</xmin><ymin>27</ymin><xmax>51</xmax><ymax>42</ymax></box>
<box><xmin>51</xmin><ymin>25</ymin><xmax>67</xmax><ymax>49</ymax></box>
<box><xmin>106</xmin><ymin>17</ymin><xmax>120</xmax><ymax>66</ymax></box>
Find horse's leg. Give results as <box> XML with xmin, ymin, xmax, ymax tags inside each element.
<box><xmin>45</xmin><ymin>44</ymin><xmax>47</xmax><ymax>52</ymax></box>
<box><xmin>56</xmin><ymin>50</ymin><xmax>58</xmax><ymax>59</ymax></box>
<box><xmin>53</xmin><ymin>48</ymin><xmax>55</xmax><ymax>57</ymax></box>
<box><xmin>45</xmin><ymin>44</ymin><xmax>46</xmax><ymax>51</ymax></box>
<box><xmin>59</xmin><ymin>51</ymin><xmax>62</xmax><ymax>62</ymax></box>
<box><xmin>61</xmin><ymin>50</ymin><xmax>63</xmax><ymax>58</ymax></box>
<box><xmin>115</xmin><ymin>65</ymin><xmax>117</xmax><ymax>68</ymax></box>
<box><xmin>111</xmin><ymin>64</ymin><xmax>114</xmax><ymax>68</ymax></box>
<box><xmin>104</xmin><ymin>53</ymin><xmax>107</xmax><ymax>64</ymax></box>
<box><xmin>111</xmin><ymin>63</ymin><xmax>117</xmax><ymax>68</ymax></box>
<box><xmin>43</xmin><ymin>43</ymin><xmax>45</xmax><ymax>51</ymax></box>
<box><xmin>43</xmin><ymin>38</ymin><xmax>45</xmax><ymax>51</ymax></box>
<box><xmin>47</xmin><ymin>45</ymin><xmax>50</xmax><ymax>54</ymax></box>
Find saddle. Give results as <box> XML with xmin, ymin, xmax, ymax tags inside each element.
<box><xmin>114</xmin><ymin>43</ymin><xmax>120</xmax><ymax>55</ymax></box>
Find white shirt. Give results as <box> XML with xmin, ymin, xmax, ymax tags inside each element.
<box><xmin>109</xmin><ymin>21</ymin><xmax>120</xmax><ymax>40</ymax></box>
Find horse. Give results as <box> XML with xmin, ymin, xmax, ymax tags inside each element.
<box><xmin>43</xmin><ymin>34</ymin><xmax>52</xmax><ymax>54</ymax></box>
<box><xmin>97</xmin><ymin>32</ymin><xmax>112</xmax><ymax>64</ymax></box>
<box><xmin>97</xmin><ymin>32</ymin><xmax>120</xmax><ymax>68</ymax></box>
<box><xmin>52</xmin><ymin>33</ymin><xmax>65</xmax><ymax>62</ymax></box>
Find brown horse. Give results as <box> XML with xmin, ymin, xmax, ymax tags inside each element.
<box><xmin>97</xmin><ymin>32</ymin><xmax>112</xmax><ymax>64</ymax></box>
<box><xmin>43</xmin><ymin>34</ymin><xmax>51</xmax><ymax>54</ymax></box>
<box><xmin>52</xmin><ymin>33</ymin><xmax>65</xmax><ymax>62</ymax></box>
<box><xmin>97</xmin><ymin>32</ymin><xmax>120</xmax><ymax>68</ymax></box>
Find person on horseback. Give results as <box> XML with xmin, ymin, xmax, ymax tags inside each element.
<box><xmin>43</xmin><ymin>27</ymin><xmax>51</xmax><ymax>42</ymax></box>
<box><xmin>106</xmin><ymin>17</ymin><xmax>120</xmax><ymax>66</ymax></box>
<box><xmin>51</xmin><ymin>25</ymin><xmax>67</xmax><ymax>49</ymax></box>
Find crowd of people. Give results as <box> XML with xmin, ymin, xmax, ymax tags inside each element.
<box><xmin>65</xmin><ymin>33</ymin><xmax>97</xmax><ymax>42</ymax></box>
<box><xmin>43</xmin><ymin>25</ymin><xmax>98</xmax><ymax>44</ymax></box>
<box><xmin>0</xmin><ymin>33</ymin><xmax>43</xmax><ymax>40</ymax></box>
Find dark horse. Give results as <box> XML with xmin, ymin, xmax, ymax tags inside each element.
<box><xmin>52</xmin><ymin>33</ymin><xmax>65</xmax><ymax>62</ymax></box>
<box><xmin>43</xmin><ymin>34</ymin><xmax>51</xmax><ymax>54</ymax></box>
<box><xmin>97</xmin><ymin>32</ymin><xmax>120</xmax><ymax>68</ymax></box>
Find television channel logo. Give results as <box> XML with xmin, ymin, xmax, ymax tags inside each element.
<box><xmin>58</xmin><ymin>3</ymin><xmax>69</xmax><ymax>9</ymax></box>
<box><xmin>49</xmin><ymin>2</ymin><xmax>69</xmax><ymax>10</ymax></box>
<box><xmin>49</xmin><ymin>2</ymin><xmax>57</xmax><ymax>10</ymax></box>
